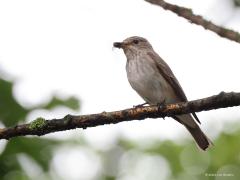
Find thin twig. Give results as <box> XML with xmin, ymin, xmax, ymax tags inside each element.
<box><xmin>145</xmin><ymin>0</ymin><xmax>240</xmax><ymax>44</ymax></box>
<box><xmin>0</xmin><ymin>92</ymin><xmax>240</xmax><ymax>140</ymax></box>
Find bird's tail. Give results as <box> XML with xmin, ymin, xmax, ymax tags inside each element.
<box><xmin>184</xmin><ymin>124</ymin><xmax>212</xmax><ymax>151</ymax></box>
<box><xmin>175</xmin><ymin>114</ymin><xmax>212</xmax><ymax>151</ymax></box>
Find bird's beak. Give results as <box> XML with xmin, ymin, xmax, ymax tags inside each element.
<box><xmin>113</xmin><ymin>42</ymin><xmax>123</xmax><ymax>49</ymax></box>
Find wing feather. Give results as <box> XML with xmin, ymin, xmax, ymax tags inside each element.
<box><xmin>147</xmin><ymin>51</ymin><xmax>200</xmax><ymax>124</ymax></box>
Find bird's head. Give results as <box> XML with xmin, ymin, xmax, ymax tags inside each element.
<box><xmin>113</xmin><ymin>36</ymin><xmax>153</xmax><ymax>57</ymax></box>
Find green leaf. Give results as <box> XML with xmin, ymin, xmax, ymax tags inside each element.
<box><xmin>41</xmin><ymin>96</ymin><xmax>80</xmax><ymax>111</ymax></box>
<box><xmin>0</xmin><ymin>79</ymin><xmax>28</xmax><ymax>126</ymax></box>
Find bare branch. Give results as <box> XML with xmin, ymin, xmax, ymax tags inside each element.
<box><xmin>0</xmin><ymin>92</ymin><xmax>240</xmax><ymax>140</ymax></box>
<box><xmin>145</xmin><ymin>0</ymin><xmax>240</xmax><ymax>44</ymax></box>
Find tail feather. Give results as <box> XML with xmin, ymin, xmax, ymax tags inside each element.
<box><xmin>185</xmin><ymin>125</ymin><xmax>212</xmax><ymax>151</ymax></box>
<box><xmin>174</xmin><ymin>115</ymin><xmax>212</xmax><ymax>151</ymax></box>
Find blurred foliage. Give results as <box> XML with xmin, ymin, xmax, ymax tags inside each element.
<box><xmin>0</xmin><ymin>74</ymin><xmax>240</xmax><ymax>180</ymax></box>
<box><xmin>0</xmin><ymin>76</ymin><xmax>80</xmax><ymax>179</ymax></box>
<box><xmin>40</xmin><ymin>96</ymin><xmax>79</xmax><ymax>111</ymax></box>
<box><xmin>0</xmin><ymin>79</ymin><xmax>28</xmax><ymax>127</ymax></box>
<box><xmin>96</xmin><ymin>129</ymin><xmax>240</xmax><ymax>180</ymax></box>
<box><xmin>234</xmin><ymin>0</ymin><xmax>240</xmax><ymax>6</ymax></box>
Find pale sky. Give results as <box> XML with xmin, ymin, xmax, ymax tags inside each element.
<box><xmin>0</xmin><ymin>0</ymin><xmax>240</xmax><ymax>179</ymax></box>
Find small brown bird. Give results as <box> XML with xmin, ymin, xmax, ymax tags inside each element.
<box><xmin>114</xmin><ymin>36</ymin><xmax>211</xmax><ymax>150</ymax></box>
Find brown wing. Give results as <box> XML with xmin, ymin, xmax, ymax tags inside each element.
<box><xmin>147</xmin><ymin>51</ymin><xmax>200</xmax><ymax>123</ymax></box>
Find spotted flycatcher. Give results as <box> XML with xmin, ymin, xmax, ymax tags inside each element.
<box><xmin>114</xmin><ymin>36</ymin><xmax>211</xmax><ymax>150</ymax></box>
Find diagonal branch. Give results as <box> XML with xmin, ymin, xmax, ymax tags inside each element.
<box><xmin>0</xmin><ymin>92</ymin><xmax>240</xmax><ymax>140</ymax></box>
<box><xmin>145</xmin><ymin>0</ymin><xmax>240</xmax><ymax>44</ymax></box>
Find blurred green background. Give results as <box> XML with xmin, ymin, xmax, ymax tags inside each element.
<box><xmin>0</xmin><ymin>71</ymin><xmax>240</xmax><ymax>180</ymax></box>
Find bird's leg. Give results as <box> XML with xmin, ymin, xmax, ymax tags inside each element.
<box><xmin>157</xmin><ymin>99</ymin><xmax>166</xmax><ymax>119</ymax></box>
<box><xmin>133</xmin><ymin>102</ymin><xmax>148</xmax><ymax>108</ymax></box>
<box><xmin>157</xmin><ymin>99</ymin><xmax>166</xmax><ymax>109</ymax></box>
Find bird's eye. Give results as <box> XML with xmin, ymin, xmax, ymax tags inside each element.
<box><xmin>133</xmin><ymin>40</ymin><xmax>139</xmax><ymax>44</ymax></box>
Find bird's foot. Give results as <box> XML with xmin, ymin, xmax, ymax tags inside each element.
<box><xmin>133</xmin><ymin>102</ymin><xmax>148</xmax><ymax>108</ymax></box>
<box><xmin>157</xmin><ymin>100</ymin><xmax>166</xmax><ymax>119</ymax></box>
<box><xmin>157</xmin><ymin>99</ymin><xmax>166</xmax><ymax>109</ymax></box>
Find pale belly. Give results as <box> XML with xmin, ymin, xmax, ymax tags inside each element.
<box><xmin>126</xmin><ymin>58</ymin><xmax>178</xmax><ymax>105</ymax></box>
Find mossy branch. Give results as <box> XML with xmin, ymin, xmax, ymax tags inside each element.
<box><xmin>0</xmin><ymin>92</ymin><xmax>240</xmax><ymax>140</ymax></box>
<box><xmin>145</xmin><ymin>0</ymin><xmax>240</xmax><ymax>44</ymax></box>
